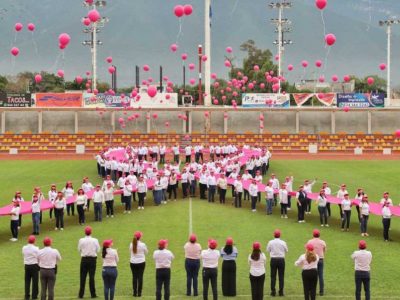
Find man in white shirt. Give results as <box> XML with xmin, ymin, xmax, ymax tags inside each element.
<box><xmin>380</xmin><ymin>192</ymin><xmax>393</xmax><ymax>206</ymax></box>
<box><xmin>185</xmin><ymin>145</ymin><xmax>192</xmax><ymax>163</ymax></box>
<box><xmin>153</xmin><ymin>239</ymin><xmax>174</xmax><ymax>300</ymax></box>
<box><xmin>265</xmin><ymin>181</ymin><xmax>274</xmax><ymax>215</ymax></box>
<box><xmin>242</xmin><ymin>170</ymin><xmax>253</xmax><ymax>201</ymax></box>
<box><xmin>351</xmin><ymin>240</ymin><xmax>372</xmax><ymax>300</ymax></box>
<box><xmin>23</xmin><ymin>235</ymin><xmax>40</xmax><ymax>300</ymax></box>
<box><xmin>249</xmin><ymin>179</ymin><xmax>259</xmax><ymax>212</ymax></box>
<box><xmin>201</xmin><ymin>240</ymin><xmax>220</xmax><ymax>300</ymax></box>
<box><xmin>207</xmin><ymin>171</ymin><xmax>217</xmax><ymax>203</ymax></box>
<box><xmin>92</xmin><ymin>185</ymin><xmax>105</xmax><ymax>222</ymax></box>
<box><xmin>38</xmin><ymin>237</ymin><xmax>62</xmax><ymax>300</ymax></box>
<box><xmin>234</xmin><ymin>175</ymin><xmax>243</xmax><ymax>208</ymax></box>
<box><xmin>172</xmin><ymin>144</ymin><xmax>180</xmax><ymax>163</ymax></box>
<box><xmin>270</xmin><ymin>174</ymin><xmax>280</xmax><ymax>206</ymax></box>
<box><xmin>78</xmin><ymin>226</ymin><xmax>100</xmax><ymax>299</ymax></box>
<box><xmin>304</xmin><ymin>179</ymin><xmax>316</xmax><ymax>214</ymax></box>
<box><xmin>266</xmin><ymin>230</ymin><xmax>288</xmax><ymax>297</ymax></box>
<box><xmin>181</xmin><ymin>168</ymin><xmax>189</xmax><ymax>199</ymax></box>
<box><xmin>321</xmin><ymin>182</ymin><xmax>331</xmax><ymax>216</ymax></box>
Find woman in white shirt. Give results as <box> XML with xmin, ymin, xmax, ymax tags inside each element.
<box><xmin>31</xmin><ymin>195</ymin><xmax>41</xmax><ymax>235</ymax></box>
<box><xmin>62</xmin><ymin>181</ymin><xmax>75</xmax><ymax>216</ymax></box>
<box><xmin>249</xmin><ymin>179</ymin><xmax>259</xmax><ymax>212</ymax></box>
<box><xmin>382</xmin><ymin>202</ymin><xmax>392</xmax><ymax>241</ymax></box>
<box><xmin>82</xmin><ymin>177</ymin><xmax>94</xmax><ymax>211</ymax></box>
<box><xmin>104</xmin><ymin>183</ymin><xmax>115</xmax><ymax>218</ymax></box>
<box><xmin>317</xmin><ymin>189</ymin><xmax>329</xmax><ymax>227</ymax></box>
<box><xmin>201</xmin><ymin>239</ymin><xmax>220</xmax><ymax>300</ymax></box>
<box><xmin>53</xmin><ymin>192</ymin><xmax>66</xmax><ymax>231</ymax></box>
<box><xmin>359</xmin><ymin>195</ymin><xmax>370</xmax><ymax>237</ymax></box>
<box><xmin>234</xmin><ymin>175</ymin><xmax>243</xmax><ymax>208</ymax></box>
<box><xmin>248</xmin><ymin>242</ymin><xmax>266</xmax><ymax>300</ymax></box>
<box><xmin>295</xmin><ymin>244</ymin><xmax>319</xmax><ymax>300</ymax></box>
<box><xmin>123</xmin><ymin>180</ymin><xmax>133</xmax><ymax>214</ymax></box>
<box><xmin>217</xmin><ymin>173</ymin><xmax>228</xmax><ymax>204</ymax></box>
<box><xmin>184</xmin><ymin>234</ymin><xmax>202</xmax><ymax>297</ymax></box>
<box><xmin>168</xmin><ymin>172</ymin><xmax>178</xmax><ymax>201</ymax></box>
<box><xmin>129</xmin><ymin>231</ymin><xmax>148</xmax><ymax>297</ymax></box>
<box><xmin>48</xmin><ymin>184</ymin><xmax>57</xmax><ymax>219</ymax></box>
<box><xmin>279</xmin><ymin>183</ymin><xmax>289</xmax><ymax>218</ymax></box>
<box><xmin>9</xmin><ymin>200</ymin><xmax>20</xmax><ymax>241</ymax></box>
<box><xmin>153</xmin><ymin>239</ymin><xmax>174</xmax><ymax>300</ymax></box>
<box><xmin>341</xmin><ymin>194</ymin><xmax>352</xmax><ymax>231</ymax></box>
<box><xmin>102</xmin><ymin>240</ymin><xmax>119</xmax><ymax>300</ymax></box>
<box><xmin>76</xmin><ymin>188</ymin><xmax>88</xmax><ymax>225</ymax></box>
<box><xmin>137</xmin><ymin>176</ymin><xmax>148</xmax><ymax>210</ymax></box>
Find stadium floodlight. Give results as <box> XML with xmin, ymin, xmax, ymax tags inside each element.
<box><xmin>379</xmin><ymin>18</ymin><xmax>400</xmax><ymax>106</ymax></box>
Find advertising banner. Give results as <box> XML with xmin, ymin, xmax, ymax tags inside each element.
<box><xmin>34</xmin><ymin>93</ymin><xmax>83</xmax><ymax>107</ymax></box>
<box><xmin>83</xmin><ymin>93</ymin><xmax>179</xmax><ymax>108</ymax></box>
<box><xmin>336</xmin><ymin>93</ymin><xmax>385</xmax><ymax>108</ymax></box>
<box><xmin>241</xmin><ymin>93</ymin><xmax>290</xmax><ymax>107</ymax></box>
<box><xmin>293</xmin><ymin>93</ymin><xmax>314</xmax><ymax>106</ymax></box>
<box><xmin>315</xmin><ymin>93</ymin><xmax>336</xmax><ymax>106</ymax></box>
<box><xmin>0</xmin><ymin>92</ymin><xmax>32</xmax><ymax>107</ymax></box>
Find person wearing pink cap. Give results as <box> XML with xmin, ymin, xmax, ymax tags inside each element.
<box><xmin>295</xmin><ymin>243</ymin><xmax>319</xmax><ymax>300</ymax></box>
<box><xmin>12</xmin><ymin>191</ymin><xmax>24</xmax><ymax>229</ymax></box>
<box><xmin>130</xmin><ymin>231</ymin><xmax>148</xmax><ymax>297</ymax></box>
<box><xmin>78</xmin><ymin>226</ymin><xmax>100</xmax><ymax>298</ymax></box>
<box><xmin>221</xmin><ymin>237</ymin><xmax>238</xmax><ymax>297</ymax></box>
<box><xmin>38</xmin><ymin>237</ymin><xmax>62</xmax><ymax>300</ymax></box>
<box><xmin>341</xmin><ymin>193</ymin><xmax>352</xmax><ymax>232</ymax></box>
<box><xmin>62</xmin><ymin>181</ymin><xmax>75</xmax><ymax>216</ymax></box>
<box><xmin>102</xmin><ymin>239</ymin><xmax>119</xmax><ymax>300</ymax></box>
<box><xmin>76</xmin><ymin>189</ymin><xmax>88</xmax><ymax>225</ymax></box>
<box><xmin>248</xmin><ymin>242</ymin><xmax>266</xmax><ymax>300</ymax></box>
<box><xmin>184</xmin><ymin>234</ymin><xmax>202</xmax><ymax>296</ymax></box>
<box><xmin>265</xmin><ymin>181</ymin><xmax>274</xmax><ymax>215</ymax></box>
<box><xmin>382</xmin><ymin>201</ymin><xmax>392</xmax><ymax>242</ymax></box>
<box><xmin>22</xmin><ymin>235</ymin><xmax>39</xmax><ymax>300</ymax></box>
<box><xmin>48</xmin><ymin>184</ymin><xmax>57</xmax><ymax>219</ymax></box>
<box><xmin>10</xmin><ymin>199</ymin><xmax>21</xmax><ymax>241</ymax></box>
<box><xmin>53</xmin><ymin>191</ymin><xmax>66</xmax><ymax>231</ymax></box>
<box><xmin>153</xmin><ymin>239</ymin><xmax>174</xmax><ymax>300</ymax></box>
<box><xmin>31</xmin><ymin>195</ymin><xmax>41</xmax><ymax>235</ymax></box>
<box><xmin>351</xmin><ymin>240</ymin><xmax>372</xmax><ymax>300</ymax></box>
<box><xmin>317</xmin><ymin>189</ymin><xmax>329</xmax><ymax>227</ymax></box>
<box><xmin>359</xmin><ymin>195</ymin><xmax>370</xmax><ymax>237</ymax></box>
<box><xmin>307</xmin><ymin>230</ymin><xmax>327</xmax><ymax>296</ymax></box>
<box><xmin>201</xmin><ymin>239</ymin><xmax>220</xmax><ymax>300</ymax></box>
<box><xmin>266</xmin><ymin>230</ymin><xmax>288</xmax><ymax>297</ymax></box>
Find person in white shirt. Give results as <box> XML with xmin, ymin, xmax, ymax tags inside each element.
<box><xmin>234</xmin><ymin>175</ymin><xmax>243</xmax><ymax>208</ymax></box>
<box><xmin>217</xmin><ymin>173</ymin><xmax>228</xmax><ymax>204</ymax></box>
<box><xmin>38</xmin><ymin>237</ymin><xmax>62</xmax><ymax>300</ymax></box>
<box><xmin>172</xmin><ymin>144</ymin><xmax>180</xmax><ymax>163</ymax></box>
<box><xmin>248</xmin><ymin>241</ymin><xmax>266</xmax><ymax>300</ymax></box>
<box><xmin>184</xmin><ymin>234</ymin><xmax>202</xmax><ymax>297</ymax></box>
<box><xmin>199</xmin><ymin>170</ymin><xmax>208</xmax><ymax>200</ymax></box>
<box><xmin>265</xmin><ymin>181</ymin><xmax>274</xmax><ymax>215</ymax></box>
<box><xmin>321</xmin><ymin>182</ymin><xmax>331</xmax><ymax>216</ymax></box>
<box><xmin>82</xmin><ymin>177</ymin><xmax>94</xmax><ymax>211</ymax></box>
<box><xmin>159</xmin><ymin>144</ymin><xmax>166</xmax><ymax>164</ymax></box>
<box><xmin>359</xmin><ymin>195</ymin><xmax>370</xmax><ymax>237</ymax></box>
<box><xmin>153</xmin><ymin>239</ymin><xmax>174</xmax><ymax>300</ymax></box>
<box><xmin>254</xmin><ymin>171</ymin><xmax>263</xmax><ymax>203</ymax></box>
<box><xmin>189</xmin><ymin>169</ymin><xmax>197</xmax><ymax>197</ymax></box>
<box><xmin>341</xmin><ymin>193</ymin><xmax>352</xmax><ymax>231</ymax></box>
<box><xmin>295</xmin><ymin>243</ymin><xmax>319</xmax><ymax>300</ymax></box>
<box><xmin>31</xmin><ymin>195</ymin><xmax>41</xmax><ymax>235</ymax></box>
<box><xmin>160</xmin><ymin>173</ymin><xmax>169</xmax><ymax>204</ymax></box>
<box><xmin>168</xmin><ymin>172</ymin><xmax>178</xmax><ymax>201</ymax></box>
<box><xmin>78</xmin><ymin>226</ymin><xmax>100</xmax><ymax>298</ymax></box>
<box><xmin>207</xmin><ymin>171</ymin><xmax>217</xmax><ymax>203</ymax></box>
<box><xmin>76</xmin><ymin>188</ymin><xmax>88</xmax><ymax>225</ymax></box>
<box><xmin>382</xmin><ymin>202</ymin><xmax>392</xmax><ymax>242</ymax></box>
<box><xmin>270</xmin><ymin>174</ymin><xmax>280</xmax><ymax>206</ymax></box>
<box><xmin>101</xmin><ymin>240</ymin><xmax>119</xmax><ymax>300</ymax></box>
<box><xmin>279</xmin><ymin>184</ymin><xmax>289</xmax><ymax>218</ymax></box>
<box><xmin>62</xmin><ymin>181</ymin><xmax>75</xmax><ymax>216</ymax></box>
<box><xmin>130</xmin><ymin>231</ymin><xmax>148</xmax><ymax>297</ymax></box>
<box><xmin>48</xmin><ymin>184</ymin><xmax>57</xmax><ymax>219</ymax></box>
<box><xmin>317</xmin><ymin>189</ymin><xmax>329</xmax><ymax>227</ymax></box>
<box><xmin>351</xmin><ymin>240</ymin><xmax>372</xmax><ymax>300</ymax></box>
<box><xmin>123</xmin><ymin>180</ymin><xmax>133</xmax><ymax>213</ymax></box>
<box><xmin>380</xmin><ymin>192</ymin><xmax>393</xmax><ymax>206</ymax></box>
<box><xmin>181</xmin><ymin>169</ymin><xmax>189</xmax><ymax>199</ymax></box>
<box><xmin>137</xmin><ymin>176</ymin><xmax>148</xmax><ymax>209</ymax></box>
<box><xmin>92</xmin><ymin>185</ymin><xmax>105</xmax><ymax>222</ymax></box>
<box><xmin>266</xmin><ymin>230</ymin><xmax>288</xmax><ymax>297</ymax></box>
<box><xmin>242</xmin><ymin>170</ymin><xmax>252</xmax><ymax>201</ymax></box>
<box><xmin>303</xmin><ymin>179</ymin><xmax>316</xmax><ymax>214</ymax></box>
<box><xmin>201</xmin><ymin>239</ymin><xmax>220</xmax><ymax>300</ymax></box>
<box><xmin>12</xmin><ymin>191</ymin><xmax>24</xmax><ymax>229</ymax></box>
<box><xmin>23</xmin><ymin>235</ymin><xmax>40</xmax><ymax>300</ymax></box>
<box><xmin>53</xmin><ymin>192</ymin><xmax>66</xmax><ymax>231</ymax></box>
<box><xmin>337</xmin><ymin>184</ymin><xmax>348</xmax><ymax>219</ymax></box>
<box><xmin>102</xmin><ymin>182</ymin><xmax>114</xmax><ymax>218</ymax></box>
<box><xmin>249</xmin><ymin>179</ymin><xmax>259</xmax><ymax>212</ymax></box>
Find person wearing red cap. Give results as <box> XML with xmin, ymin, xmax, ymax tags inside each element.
<box><xmin>382</xmin><ymin>201</ymin><xmax>392</xmax><ymax>242</ymax></box>
<box><xmin>336</xmin><ymin>184</ymin><xmax>348</xmax><ymax>219</ymax></box>
<box><xmin>279</xmin><ymin>183</ymin><xmax>289</xmax><ymax>218</ymax></box>
<box><xmin>82</xmin><ymin>177</ymin><xmax>94</xmax><ymax>211</ymax></box>
<box><xmin>295</xmin><ymin>243</ymin><xmax>319</xmax><ymax>300</ymax></box>
<box><xmin>248</xmin><ymin>241</ymin><xmax>266</xmax><ymax>300</ymax></box>
<box><xmin>93</xmin><ymin>185</ymin><xmax>105</xmax><ymax>221</ymax></box>
<box><xmin>317</xmin><ymin>189</ymin><xmax>329</xmax><ymax>227</ymax></box>
<box><xmin>307</xmin><ymin>230</ymin><xmax>327</xmax><ymax>296</ymax></box>
<box><xmin>184</xmin><ymin>234</ymin><xmax>202</xmax><ymax>296</ymax></box>
<box><xmin>78</xmin><ymin>226</ymin><xmax>100</xmax><ymax>298</ymax></box>
<box><xmin>266</xmin><ymin>229</ymin><xmax>288</xmax><ymax>297</ymax></box>
<box><xmin>62</xmin><ymin>181</ymin><xmax>75</xmax><ymax>216</ymax></box>
<box><xmin>201</xmin><ymin>239</ymin><xmax>220</xmax><ymax>300</ymax></box>
<box><xmin>130</xmin><ymin>231</ymin><xmax>148</xmax><ymax>297</ymax></box>
<box><xmin>217</xmin><ymin>173</ymin><xmax>228</xmax><ymax>204</ymax></box>
<box><xmin>38</xmin><ymin>237</ymin><xmax>62</xmax><ymax>300</ymax></box>
<box><xmin>351</xmin><ymin>240</ymin><xmax>372</xmax><ymax>300</ymax></box>
<box><xmin>9</xmin><ymin>199</ymin><xmax>21</xmax><ymax>241</ymax></box>
<box><xmin>221</xmin><ymin>237</ymin><xmax>238</xmax><ymax>296</ymax></box>
<box><xmin>31</xmin><ymin>195</ymin><xmax>41</xmax><ymax>235</ymax></box>
<box><xmin>153</xmin><ymin>239</ymin><xmax>174</xmax><ymax>300</ymax></box>
<box><xmin>233</xmin><ymin>174</ymin><xmax>243</xmax><ymax>208</ymax></box>
<box><xmin>102</xmin><ymin>240</ymin><xmax>119</xmax><ymax>300</ymax></box>
<box><xmin>341</xmin><ymin>194</ymin><xmax>352</xmax><ymax>232</ymax></box>
<box><xmin>265</xmin><ymin>181</ymin><xmax>274</xmax><ymax>215</ymax></box>
<box><xmin>48</xmin><ymin>184</ymin><xmax>57</xmax><ymax>219</ymax></box>
<box><xmin>296</xmin><ymin>186</ymin><xmax>307</xmax><ymax>223</ymax></box>
<box><xmin>359</xmin><ymin>195</ymin><xmax>370</xmax><ymax>237</ymax></box>
<box><xmin>12</xmin><ymin>191</ymin><xmax>24</xmax><ymax>229</ymax></box>
<box><xmin>321</xmin><ymin>181</ymin><xmax>331</xmax><ymax>216</ymax></box>
<box><xmin>22</xmin><ymin>235</ymin><xmax>39</xmax><ymax>300</ymax></box>
<box><xmin>76</xmin><ymin>189</ymin><xmax>88</xmax><ymax>225</ymax></box>
<box><xmin>53</xmin><ymin>192</ymin><xmax>66</xmax><ymax>231</ymax></box>
<box><xmin>249</xmin><ymin>179</ymin><xmax>259</xmax><ymax>212</ymax></box>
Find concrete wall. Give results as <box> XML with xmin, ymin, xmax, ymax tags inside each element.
<box><xmin>371</xmin><ymin>111</ymin><xmax>400</xmax><ymax>133</ymax></box>
<box><xmin>299</xmin><ymin>111</ymin><xmax>331</xmax><ymax>133</ymax></box>
<box><xmin>42</xmin><ymin>111</ymin><xmax>75</xmax><ymax>133</ymax></box>
<box><xmin>335</xmin><ymin>111</ymin><xmax>368</xmax><ymax>133</ymax></box>
<box><xmin>6</xmin><ymin>111</ymin><xmax>38</xmax><ymax>133</ymax></box>
<box><xmin>228</xmin><ymin>111</ymin><xmax>260</xmax><ymax>133</ymax></box>
<box><xmin>264</xmin><ymin>111</ymin><xmax>297</xmax><ymax>133</ymax></box>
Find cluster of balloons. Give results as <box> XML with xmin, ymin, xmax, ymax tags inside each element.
<box><xmin>173</xmin><ymin>4</ymin><xmax>193</xmax><ymax>17</ymax></box>
<box><xmin>10</xmin><ymin>22</ymin><xmax>36</xmax><ymax>57</ymax></box>
<box><xmin>58</xmin><ymin>33</ymin><xmax>71</xmax><ymax>50</ymax></box>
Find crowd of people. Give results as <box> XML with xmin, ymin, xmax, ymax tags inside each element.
<box><xmin>22</xmin><ymin>226</ymin><xmax>372</xmax><ymax>300</ymax></box>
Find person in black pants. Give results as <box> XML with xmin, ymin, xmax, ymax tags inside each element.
<box><xmin>22</xmin><ymin>235</ymin><xmax>39</xmax><ymax>300</ymax></box>
<box><xmin>153</xmin><ymin>239</ymin><xmax>174</xmax><ymax>300</ymax></box>
<box><xmin>267</xmin><ymin>230</ymin><xmax>288</xmax><ymax>297</ymax></box>
<box><xmin>352</xmin><ymin>240</ymin><xmax>372</xmax><ymax>300</ymax></box>
<box><xmin>221</xmin><ymin>238</ymin><xmax>238</xmax><ymax>297</ymax></box>
<box><xmin>184</xmin><ymin>234</ymin><xmax>201</xmax><ymax>296</ymax></box>
<box><xmin>201</xmin><ymin>240</ymin><xmax>220</xmax><ymax>300</ymax></box>
<box><xmin>382</xmin><ymin>202</ymin><xmax>392</xmax><ymax>241</ymax></box>
<box><xmin>296</xmin><ymin>186</ymin><xmax>307</xmax><ymax>223</ymax></box>
<box><xmin>249</xmin><ymin>242</ymin><xmax>266</xmax><ymax>300</ymax></box>
<box><xmin>295</xmin><ymin>244</ymin><xmax>319</xmax><ymax>300</ymax></box>
<box><xmin>130</xmin><ymin>231</ymin><xmax>148</xmax><ymax>297</ymax></box>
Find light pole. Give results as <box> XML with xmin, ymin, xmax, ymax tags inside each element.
<box><xmin>379</xmin><ymin>19</ymin><xmax>399</xmax><ymax>107</ymax></box>
<box><xmin>82</xmin><ymin>0</ymin><xmax>108</xmax><ymax>92</ymax></box>
<box><xmin>269</xmin><ymin>1</ymin><xmax>292</xmax><ymax>94</ymax></box>
<box><xmin>204</xmin><ymin>0</ymin><xmax>211</xmax><ymax>107</ymax></box>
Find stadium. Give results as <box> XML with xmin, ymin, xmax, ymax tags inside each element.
<box><xmin>1</xmin><ymin>0</ymin><xmax>400</xmax><ymax>300</ymax></box>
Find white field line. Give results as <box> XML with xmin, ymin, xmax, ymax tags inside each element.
<box><xmin>189</xmin><ymin>197</ymin><xmax>193</xmax><ymax>234</ymax></box>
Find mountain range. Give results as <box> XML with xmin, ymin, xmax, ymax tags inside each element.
<box><xmin>0</xmin><ymin>0</ymin><xmax>399</xmax><ymax>88</ymax></box>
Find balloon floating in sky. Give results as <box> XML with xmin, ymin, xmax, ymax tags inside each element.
<box><xmin>83</xmin><ymin>18</ymin><xmax>91</xmax><ymax>26</ymax></box>
<box><xmin>224</xmin><ymin>60</ymin><xmax>231</xmax><ymax>68</ymax></box>
<box><xmin>343</xmin><ymin>75</ymin><xmax>351</xmax><ymax>82</ymax></box>
<box><xmin>58</xmin><ymin>33</ymin><xmax>71</xmax><ymax>46</ymax></box>
<box><xmin>106</xmin><ymin>56</ymin><xmax>113</xmax><ymax>63</ymax></box>
<box><xmin>143</xmin><ymin>65</ymin><xmax>150</xmax><ymax>72</ymax></box>
<box><xmin>170</xmin><ymin>44</ymin><xmax>178</xmax><ymax>52</ymax></box>
<box><xmin>367</xmin><ymin>77</ymin><xmax>374</xmax><ymax>86</ymax></box>
<box><xmin>88</xmin><ymin>9</ymin><xmax>101</xmax><ymax>23</ymax></box>
<box><xmin>34</xmin><ymin>74</ymin><xmax>42</xmax><ymax>84</ymax></box>
<box><xmin>181</xmin><ymin>53</ymin><xmax>188</xmax><ymax>60</ymax></box>
<box><xmin>325</xmin><ymin>33</ymin><xmax>336</xmax><ymax>46</ymax></box>
<box><xmin>188</xmin><ymin>63</ymin><xmax>195</xmax><ymax>70</ymax></box>
<box><xmin>57</xmin><ymin>70</ymin><xmax>64</xmax><ymax>78</ymax></box>
<box><xmin>331</xmin><ymin>75</ymin><xmax>338</xmax><ymax>82</ymax></box>
<box><xmin>147</xmin><ymin>86</ymin><xmax>157</xmax><ymax>98</ymax></box>
<box><xmin>183</xmin><ymin>4</ymin><xmax>193</xmax><ymax>16</ymax></box>
<box><xmin>76</xmin><ymin>76</ymin><xmax>83</xmax><ymax>84</ymax></box>
<box><xmin>315</xmin><ymin>0</ymin><xmax>327</xmax><ymax>10</ymax></box>
<box><xmin>315</xmin><ymin>60</ymin><xmax>322</xmax><ymax>68</ymax></box>
<box><xmin>27</xmin><ymin>23</ymin><xmax>35</xmax><ymax>32</ymax></box>
<box><xmin>226</xmin><ymin>47</ymin><xmax>233</xmax><ymax>54</ymax></box>
<box><xmin>10</xmin><ymin>47</ymin><xmax>19</xmax><ymax>57</ymax></box>
<box><xmin>201</xmin><ymin>55</ymin><xmax>208</xmax><ymax>62</ymax></box>
<box><xmin>301</xmin><ymin>60</ymin><xmax>309</xmax><ymax>68</ymax></box>
<box><xmin>15</xmin><ymin>23</ymin><xmax>23</xmax><ymax>32</ymax></box>
<box><xmin>379</xmin><ymin>63</ymin><xmax>386</xmax><ymax>71</ymax></box>
<box><xmin>108</xmin><ymin>66</ymin><xmax>116</xmax><ymax>74</ymax></box>
<box><xmin>174</xmin><ymin>5</ymin><xmax>185</xmax><ymax>18</ymax></box>
<box><xmin>288</xmin><ymin>64</ymin><xmax>294</xmax><ymax>71</ymax></box>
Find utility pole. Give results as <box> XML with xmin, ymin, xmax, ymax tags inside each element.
<box><xmin>204</xmin><ymin>0</ymin><xmax>211</xmax><ymax>107</ymax></box>
<box><xmin>82</xmin><ymin>0</ymin><xmax>108</xmax><ymax>92</ymax></box>
<box><xmin>269</xmin><ymin>1</ymin><xmax>292</xmax><ymax>93</ymax></box>
<box><xmin>379</xmin><ymin>19</ymin><xmax>399</xmax><ymax>107</ymax></box>
<box><xmin>198</xmin><ymin>45</ymin><xmax>203</xmax><ymax>105</ymax></box>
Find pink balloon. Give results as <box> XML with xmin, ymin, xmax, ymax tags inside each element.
<box><xmin>301</xmin><ymin>60</ymin><xmax>309</xmax><ymax>68</ymax></box>
<box><xmin>331</xmin><ymin>75</ymin><xmax>338</xmax><ymax>82</ymax></box>
<box><xmin>248</xmin><ymin>83</ymin><xmax>254</xmax><ymax>89</ymax></box>
<box><xmin>367</xmin><ymin>77</ymin><xmax>374</xmax><ymax>86</ymax></box>
<box><xmin>143</xmin><ymin>65</ymin><xmax>150</xmax><ymax>72</ymax></box>
<box><xmin>213</xmin><ymin>99</ymin><xmax>219</xmax><ymax>105</ymax></box>
<box><xmin>108</xmin><ymin>66</ymin><xmax>116</xmax><ymax>74</ymax></box>
<box><xmin>315</xmin><ymin>60</ymin><xmax>322</xmax><ymax>68</ymax></box>
<box><xmin>315</xmin><ymin>0</ymin><xmax>327</xmax><ymax>10</ymax></box>
<box><xmin>34</xmin><ymin>74</ymin><xmax>42</xmax><ymax>84</ymax></box>
<box><xmin>174</xmin><ymin>5</ymin><xmax>185</xmax><ymax>18</ymax></box>
<box><xmin>165</xmin><ymin>121</ymin><xmax>170</xmax><ymax>127</ymax></box>
<box><xmin>288</xmin><ymin>64</ymin><xmax>294</xmax><ymax>71</ymax></box>
<box><xmin>395</xmin><ymin>130</ymin><xmax>400</xmax><ymax>137</ymax></box>
<box><xmin>165</xmin><ymin>94</ymin><xmax>171</xmax><ymax>100</ymax></box>
<box><xmin>379</xmin><ymin>63</ymin><xmax>386</xmax><ymax>71</ymax></box>
<box><xmin>189</xmin><ymin>78</ymin><xmax>196</xmax><ymax>85</ymax></box>
<box><xmin>224</xmin><ymin>112</ymin><xmax>228</xmax><ymax>119</ymax></box>
<box><xmin>226</xmin><ymin>47</ymin><xmax>233</xmax><ymax>53</ymax></box>
<box><xmin>85</xmin><ymin>0</ymin><xmax>94</xmax><ymax>4</ymax></box>
<box><xmin>189</xmin><ymin>63</ymin><xmax>195</xmax><ymax>70</ymax></box>
<box><xmin>343</xmin><ymin>106</ymin><xmax>350</xmax><ymax>112</ymax></box>
<box><xmin>181</xmin><ymin>53</ymin><xmax>188</xmax><ymax>60</ymax></box>
<box><xmin>27</xmin><ymin>23</ymin><xmax>35</xmax><ymax>32</ymax></box>
<box><xmin>170</xmin><ymin>44</ymin><xmax>178</xmax><ymax>52</ymax></box>
<box><xmin>319</xmin><ymin>75</ymin><xmax>325</xmax><ymax>83</ymax></box>
<box><xmin>211</xmin><ymin>73</ymin><xmax>217</xmax><ymax>80</ymax></box>
<box><xmin>152</xmin><ymin>113</ymin><xmax>158</xmax><ymax>119</ymax></box>
<box><xmin>259</xmin><ymin>114</ymin><xmax>264</xmax><ymax>121</ymax></box>
<box><xmin>260</xmin><ymin>83</ymin><xmax>265</xmax><ymax>89</ymax></box>
<box><xmin>57</xmin><ymin>69</ymin><xmax>64</xmax><ymax>78</ymax></box>
<box><xmin>343</xmin><ymin>75</ymin><xmax>351</xmax><ymax>83</ymax></box>
<box><xmin>106</xmin><ymin>56</ymin><xmax>113</xmax><ymax>63</ymax></box>
<box><xmin>15</xmin><ymin>23</ymin><xmax>23</xmax><ymax>32</ymax></box>
<box><xmin>202</xmin><ymin>55</ymin><xmax>208</xmax><ymax>62</ymax></box>
<box><xmin>75</xmin><ymin>76</ymin><xmax>83</xmax><ymax>84</ymax></box>
<box><xmin>325</xmin><ymin>33</ymin><xmax>336</xmax><ymax>46</ymax></box>
<box><xmin>88</xmin><ymin>9</ymin><xmax>101</xmax><ymax>23</ymax></box>
<box><xmin>147</xmin><ymin>86</ymin><xmax>157</xmax><ymax>98</ymax></box>
<box><xmin>58</xmin><ymin>33</ymin><xmax>71</xmax><ymax>46</ymax></box>
<box><xmin>118</xmin><ymin>117</ymin><xmax>124</xmax><ymax>124</ymax></box>
<box><xmin>272</xmin><ymin>83</ymin><xmax>280</xmax><ymax>92</ymax></box>
<box><xmin>204</xmin><ymin>111</ymin><xmax>209</xmax><ymax>118</ymax></box>
<box><xmin>224</xmin><ymin>60</ymin><xmax>231</xmax><ymax>68</ymax></box>
<box><xmin>183</xmin><ymin>4</ymin><xmax>193</xmax><ymax>16</ymax></box>
<box><xmin>275</xmin><ymin>55</ymin><xmax>280</xmax><ymax>61</ymax></box>
<box><xmin>86</xmin><ymin>71</ymin><xmax>91</xmax><ymax>76</ymax></box>
<box><xmin>11</xmin><ymin>47</ymin><xmax>19</xmax><ymax>56</ymax></box>
<box><xmin>83</xmin><ymin>18</ymin><xmax>91</xmax><ymax>26</ymax></box>
<box><xmin>253</xmin><ymin>65</ymin><xmax>260</xmax><ymax>71</ymax></box>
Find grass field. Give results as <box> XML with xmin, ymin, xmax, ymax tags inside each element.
<box><xmin>0</xmin><ymin>159</ymin><xmax>399</xmax><ymax>299</ymax></box>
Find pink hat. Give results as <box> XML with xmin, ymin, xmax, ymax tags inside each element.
<box><xmin>226</xmin><ymin>237</ymin><xmax>234</xmax><ymax>246</ymax></box>
<box><xmin>28</xmin><ymin>235</ymin><xmax>36</xmax><ymax>244</ymax></box>
<box><xmin>274</xmin><ymin>229</ymin><xmax>281</xmax><ymax>238</ymax></box>
<box><xmin>103</xmin><ymin>239</ymin><xmax>113</xmax><ymax>248</ymax></box>
<box><xmin>359</xmin><ymin>240</ymin><xmax>367</xmax><ymax>250</ymax></box>
<box><xmin>134</xmin><ymin>231</ymin><xmax>142</xmax><ymax>239</ymax></box>
<box><xmin>189</xmin><ymin>234</ymin><xmax>197</xmax><ymax>243</ymax></box>
<box><xmin>158</xmin><ymin>239</ymin><xmax>168</xmax><ymax>248</ymax></box>
<box><xmin>43</xmin><ymin>237</ymin><xmax>52</xmax><ymax>247</ymax></box>
<box><xmin>306</xmin><ymin>243</ymin><xmax>314</xmax><ymax>251</ymax></box>
<box><xmin>84</xmin><ymin>226</ymin><xmax>92</xmax><ymax>236</ymax></box>
<box><xmin>253</xmin><ymin>242</ymin><xmax>261</xmax><ymax>250</ymax></box>
<box><xmin>208</xmin><ymin>239</ymin><xmax>217</xmax><ymax>249</ymax></box>
<box><xmin>313</xmin><ymin>229</ymin><xmax>320</xmax><ymax>238</ymax></box>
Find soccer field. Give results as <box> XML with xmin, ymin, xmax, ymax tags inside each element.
<box><xmin>0</xmin><ymin>159</ymin><xmax>399</xmax><ymax>299</ymax></box>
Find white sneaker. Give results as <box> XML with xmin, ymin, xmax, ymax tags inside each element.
<box><xmin>252</xmin><ymin>209</ymin><xmax>256</xmax><ymax>212</ymax></box>
<box><xmin>106</xmin><ymin>215</ymin><xmax>109</xmax><ymax>218</ymax></box>
<box><xmin>281</xmin><ymin>215</ymin><xmax>284</xmax><ymax>218</ymax></box>
<box><xmin>60</xmin><ymin>228</ymin><xmax>64</xmax><ymax>231</ymax></box>
<box><xmin>325</xmin><ymin>224</ymin><xmax>329</xmax><ymax>227</ymax></box>
<box><xmin>287</xmin><ymin>207</ymin><xmax>291</xmax><ymax>210</ymax></box>
<box><xmin>123</xmin><ymin>211</ymin><xmax>127</xmax><ymax>214</ymax></box>
<box><xmin>321</xmin><ymin>224</ymin><xmax>324</xmax><ymax>227</ymax></box>
<box><xmin>142</xmin><ymin>207</ymin><xmax>144</xmax><ymax>210</ymax></box>
<box><xmin>111</xmin><ymin>215</ymin><xmax>114</xmax><ymax>218</ymax></box>
<box><xmin>128</xmin><ymin>211</ymin><xmax>131</xmax><ymax>214</ymax></box>
<box><xmin>55</xmin><ymin>227</ymin><xmax>58</xmax><ymax>231</ymax></box>
<box><xmin>138</xmin><ymin>207</ymin><xmax>141</xmax><ymax>210</ymax></box>
<box><xmin>10</xmin><ymin>238</ymin><xmax>16</xmax><ymax>241</ymax></box>
<box><xmin>284</xmin><ymin>215</ymin><xmax>288</xmax><ymax>219</ymax></box>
